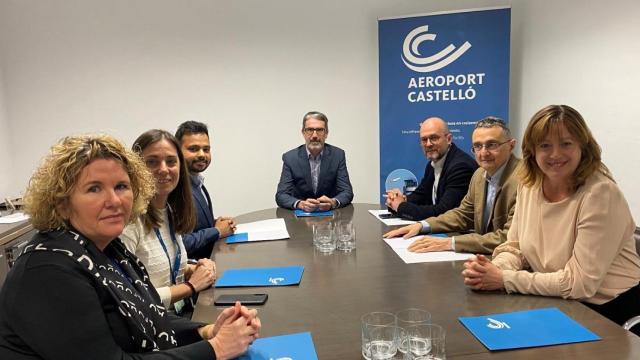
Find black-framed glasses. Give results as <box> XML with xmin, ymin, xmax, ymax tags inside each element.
<box><xmin>471</xmin><ymin>140</ymin><xmax>511</xmax><ymax>153</ymax></box>
<box><xmin>303</xmin><ymin>127</ymin><xmax>326</xmax><ymax>135</ymax></box>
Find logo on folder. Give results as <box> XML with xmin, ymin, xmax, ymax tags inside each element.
<box><xmin>486</xmin><ymin>317</ymin><xmax>510</xmax><ymax>330</ymax></box>
<box><xmin>269</xmin><ymin>277</ymin><xmax>285</xmax><ymax>285</ymax></box>
<box><xmin>401</xmin><ymin>25</ymin><xmax>471</xmax><ymax>73</ymax></box>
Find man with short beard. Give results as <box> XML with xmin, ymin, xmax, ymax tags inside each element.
<box><xmin>276</xmin><ymin>111</ymin><xmax>354</xmax><ymax>211</ymax></box>
<box><xmin>385</xmin><ymin>117</ymin><xmax>477</xmax><ymax>220</ymax></box>
<box><xmin>176</xmin><ymin>121</ymin><xmax>236</xmax><ymax>259</ymax></box>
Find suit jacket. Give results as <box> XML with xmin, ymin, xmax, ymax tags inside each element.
<box><xmin>427</xmin><ymin>154</ymin><xmax>520</xmax><ymax>254</ymax></box>
<box><xmin>276</xmin><ymin>143</ymin><xmax>354</xmax><ymax>209</ymax></box>
<box><xmin>395</xmin><ymin>143</ymin><xmax>477</xmax><ymax>220</ymax></box>
<box><xmin>181</xmin><ymin>175</ymin><xmax>219</xmax><ymax>259</ymax></box>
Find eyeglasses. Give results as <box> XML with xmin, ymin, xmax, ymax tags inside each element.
<box><xmin>471</xmin><ymin>140</ymin><xmax>511</xmax><ymax>153</ymax></box>
<box><xmin>303</xmin><ymin>127</ymin><xmax>326</xmax><ymax>135</ymax></box>
<box><xmin>420</xmin><ymin>134</ymin><xmax>446</xmax><ymax>144</ymax></box>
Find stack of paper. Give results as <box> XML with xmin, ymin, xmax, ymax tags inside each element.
<box><xmin>226</xmin><ymin>218</ymin><xmax>290</xmax><ymax>244</ymax></box>
<box><xmin>369</xmin><ymin>209</ymin><xmax>417</xmax><ymax>226</ymax></box>
<box><xmin>383</xmin><ymin>236</ymin><xmax>473</xmax><ymax>263</ymax></box>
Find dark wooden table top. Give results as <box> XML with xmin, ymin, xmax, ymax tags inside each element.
<box><xmin>192</xmin><ymin>203</ymin><xmax>640</xmax><ymax>359</ymax></box>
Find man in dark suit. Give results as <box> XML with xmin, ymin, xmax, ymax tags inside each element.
<box><xmin>386</xmin><ymin>117</ymin><xmax>477</xmax><ymax>220</ymax></box>
<box><xmin>176</xmin><ymin>121</ymin><xmax>235</xmax><ymax>259</ymax></box>
<box><xmin>276</xmin><ymin>111</ymin><xmax>354</xmax><ymax>211</ymax></box>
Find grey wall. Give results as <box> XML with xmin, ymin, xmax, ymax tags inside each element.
<box><xmin>0</xmin><ymin>0</ymin><xmax>638</xmax><ymax>219</ymax></box>
<box><xmin>0</xmin><ymin>65</ymin><xmax>13</xmax><ymax>200</ymax></box>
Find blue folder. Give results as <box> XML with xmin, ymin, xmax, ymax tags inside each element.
<box><xmin>459</xmin><ymin>307</ymin><xmax>601</xmax><ymax>350</ymax></box>
<box><xmin>238</xmin><ymin>332</ymin><xmax>318</xmax><ymax>360</ymax></box>
<box><xmin>215</xmin><ymin>265</ymin><xmax>305</xmax><ymax>287</ymax></box>
<box><xmin>225</xmin><ymin>232</ymin><xmax>249</xmax><ymax>244</ymax></box>
<box><xmin>294</xmin><ymin>209</ymin><xmax>333</xmax><ymax>217</ymax></box>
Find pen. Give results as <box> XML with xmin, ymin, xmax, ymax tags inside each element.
<box><xmin>187</xmin><ymin>259</ymin><xmax>198</xmax><ymax>265</ymax></box>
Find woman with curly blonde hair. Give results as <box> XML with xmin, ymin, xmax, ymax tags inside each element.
<box><xmin>462</xmin><ymin>105</ymin><xmax>640</xmax><ymax>334</ymax></box>
<box><xmin>0</xmin><ymin>134</ymin><xmax>260</xmax><ymax>359</ymax></box>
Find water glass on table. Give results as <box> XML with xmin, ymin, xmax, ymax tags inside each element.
<box><xmin>368</xmin><ymin>325</ymin><xmax>406</xmax><ymax>360</ymax></box>
<box><xmin>313</xmin><ymin>223</ymin><xmax>336</xmax><ymax>252</ymax></box>
<box><xmin>335</xmin><ymin>220</ymin><xmax>356</xmax><ymax>251</ymax></box>
<box><xmin>395</xmin><ymin>308</ymin><xmax>431</xmax><ymax>354</ymax></box>
<box><xmin>361</xmin><ymin>312</ymin><xmax>397</xmax><ymax>360</ymax></box>
<box><xmin>406</xmin><ymin>324</ymin><xmax>446</xmax><ymax>360</ymax></box>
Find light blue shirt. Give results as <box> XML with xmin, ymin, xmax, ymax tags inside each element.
<box><xmin>481</xmin><ymin>162</ymin><xmax>507</xmax><ymax>232</ymax></box>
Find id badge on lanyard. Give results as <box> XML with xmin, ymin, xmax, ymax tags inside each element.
<box><xmin>154</xmin><ymin>222</ymin><xmax>187</xmax><ymax>314</ymax></box>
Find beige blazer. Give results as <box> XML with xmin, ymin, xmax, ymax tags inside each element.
<box><xmin>426</xmin><ymin>154</ymin><xmax>520</xmax><ymax>254</ymax></box>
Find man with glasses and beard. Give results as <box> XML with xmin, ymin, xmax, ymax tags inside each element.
<box><xmin>384</xmin><ymin>117</ymin><xmax>519</xmax><ymax>254</ymax></box>
<box><xmin>176</xmin><ymin>121</ymin><xmax>236</xmax><ymax>259</ymax></box>
<box><xmin>276</xmin><ymin>111</ymin><xmax>354</xmax><ymax>212</ymax></box>
<box><xmin>386</xmin><ymin>117</ymin><xmax>477</xmax><ymax>220</ymax></box>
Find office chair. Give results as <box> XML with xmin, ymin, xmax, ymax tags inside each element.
<box><xmin>622</xmin><ymin>227</ymin><xmax>640</xmax><ymax>331</ymax></box>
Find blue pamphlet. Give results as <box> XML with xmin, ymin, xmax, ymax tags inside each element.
<box><xmin>238</xmin><ymin>332</ymin><xmax>318</xmax><ymax>360</ymax></box>
<box><xmin>294</xmin><ymin>209</ymin><xmax>333</xmax><ymax>217</ymax></box>
<box><xmin>215</xmin><ymin>265</ymin><xmax>305</xmax><ymax>287</ymax></box>
<box><xmin>459</xmin><ymin>307</ymin><xmax>601</xmax><ymax>350</ymax></box>
<box><xmin>225</xmin><ymin>232</ymin><xmax>249</xmax><ymax>244</ymax></box>
<box><xmin>431</xmin><ymin>233</ymin><xmax>446</xmax><ymax>238</ymax></box>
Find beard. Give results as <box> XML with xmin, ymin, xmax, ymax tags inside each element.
<box><xmin>188</xmin><ymin>158</ymin><xmax>209</xmax><ymax>173</ymax></box>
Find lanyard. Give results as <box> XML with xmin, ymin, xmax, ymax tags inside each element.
<box><xmin>153</xmin><ymin>217</ymin><xmax>181</xmax><ymax>285</ymax></box>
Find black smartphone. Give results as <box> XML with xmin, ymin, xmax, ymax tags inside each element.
<box><xmin>214</xmin><ymin>293</ymin><xmax>268</xmax><ymax>306</ymax></box>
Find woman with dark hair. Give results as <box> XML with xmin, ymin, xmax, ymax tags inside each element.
<box><xmin>0</xmin><ymin>134</ymin><xmax>259</xmax><ymax>359</ymax></box>
<box><xmin>121</xmin><ymin>129</ymin><xmax>215</xmax><ymax>314</ymax></box>
<box><xmin>462</xmin><ymin>105</ymin><xmax>640</xmax><ymax>334</ymax></box>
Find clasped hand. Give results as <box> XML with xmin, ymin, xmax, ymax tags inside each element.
<box><xmin>298</xmin><ymin>195</ymin><xmax>335</xmax><ymax>212</ymax></box>
<box><xmin>384</xmin><ymin>189</ymin><xmax>407</xmax><ymax>211</ymax></box>
<box><xmin>461</xmin><ymin>254</ymin><xmax>505</xmax><ymax>291</ymax></box>
<box><xmin>203</xmin><ymin>302</ymin><xmax>261</xmax><ymax>360</ymax></box>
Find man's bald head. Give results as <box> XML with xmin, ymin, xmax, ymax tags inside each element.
<box><xmin>419</xmin><ymin>117</ymin><xmax>452</xmax><ymax>161</ymax></box>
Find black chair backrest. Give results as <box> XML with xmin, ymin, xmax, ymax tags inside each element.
<box><xmin>635</xmin><ymin>227</ymin><xmax>640</xmax><ymax>257</ymax></box>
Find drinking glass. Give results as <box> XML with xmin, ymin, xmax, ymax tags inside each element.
<box><xmin>335</xmin><ymin>220</ymin><xmax>356</xmax><ymax>251</ymax></box>
<box><xmin>361</xmin><ymin>312</ymin><xmax>396</xmax><ymax>360</ymax></box>
<box><xmin>395</xmin><ymin>308</ymin><xmax>431</xmax><ymax>354</ymax></box>
<box><xmin>406</xmin><ymin>324</ymin><xmax>446</xmax><ymax>360</ymax></box>
<box><xmin>368</xmin><ymin>325</ymin><xmax>405</xmax><ymax>360</ymax></box>
<box><xmin>313</xmin><ymin>223</ymin><xmax>336</xmax><ymax>252</ymax></box>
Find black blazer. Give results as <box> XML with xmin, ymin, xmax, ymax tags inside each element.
<box><xmin>275</xmin><ymin>143</ymin><xmax>354</xmax><ymax>209</ymax></box>
<box><xmin>395</xmin><ymin>143</ymin><xmax>477</xmax><ymax>220</ymax></box>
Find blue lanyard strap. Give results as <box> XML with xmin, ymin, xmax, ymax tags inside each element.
<box><xmin>153</xmin><ymin>219</ymin><xmax>181</xmax><ymax>285</ymax></box>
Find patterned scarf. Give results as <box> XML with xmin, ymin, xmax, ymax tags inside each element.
<box><xmin>20</xmin><ymin>229</ymin><xmax>178</xmax><ymax>351</ymax></box>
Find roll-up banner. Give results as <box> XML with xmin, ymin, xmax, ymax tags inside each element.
<box><xmin>378</xmin><ymin>7</ymin><xmax>510</xmax><ymax>202</ymax></box>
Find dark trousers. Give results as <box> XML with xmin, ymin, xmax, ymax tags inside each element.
<box><xmin>585</xmin><ymin>283</ymin><xmax>640</xmax><ymax>336</ymax></box>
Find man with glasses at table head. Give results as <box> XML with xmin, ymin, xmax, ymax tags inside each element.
<box><xmin>386</xmin><ymin>117</ymin><xmax>477</xmax><ymax>220</ymax></box>
<box><xmin>384</xmin><ymin>117</ymin><xmax>520</xmax><ymax>254</ymax></box>
<box><xmin>276</xmin><ymin>111</ymin><xmax>354</xmax><ymax>212</ymax></box>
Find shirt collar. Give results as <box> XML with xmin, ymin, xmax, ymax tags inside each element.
<box><xmin>484</xmin><ymin>161</ymin><xmax>508</xmax><ymax>186</ymax></box>
<box><xmin>306</xmin><ymin>147</ymin><xmax>324</xmax><ymax>160</ymax></box>
<box><xmin>430</xmin><ymin>146</ymin><xmax>450</xmax><ymax>171</ymax></box>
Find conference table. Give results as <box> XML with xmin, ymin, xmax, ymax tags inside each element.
<box><xmin>193</xmin><ymin>203</ymin><xmax>640</xmax><ymax>359</ymax></box>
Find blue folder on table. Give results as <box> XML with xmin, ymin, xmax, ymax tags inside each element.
<box><xmin>459</xmin><ymin>307</ymin><xmax>601</xmax><ymax>350</ymax></box>
<box><xmin>225</xmin><ymin>232</ymin><xmax>249</xmax><ymax>244</ymax></box>
<box><xmin>238</xmin><ymin>332</ymin><xmax>318</xmax><ymax>360</ymax></box>
<box><xmin>294</xmin><ymin>209</ymin><xmax>333</xmax><ymax>217</ymax></box>
<box><xmin>215</xmin><ymin>265</ymin><xmax>305</xmax><ymax>287</ymax></box>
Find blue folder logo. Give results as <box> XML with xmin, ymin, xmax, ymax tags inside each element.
<box><xmin>486</xmin><ymin>318</ymin><xmax>510</xmax><ymax>330</ymax></box>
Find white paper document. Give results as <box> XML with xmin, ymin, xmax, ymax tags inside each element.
<box><xmin>235</xmin><ymin>218</ymin><xmax>290</xmax><ymax>241</ymax></box>
<box><xmin>383</xmin><ymin>236</ymin><xmax>473</xmax><ymax>264</ymax></box>
<box><xmin>0</xmin><ymin>212</ymin><xmax>30</xmax><ymax>224</ymax></box>
<box><xmin>368</xmin><ymin>209</ymin><xmax>417</xmax><ymax>226</ymax></box>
